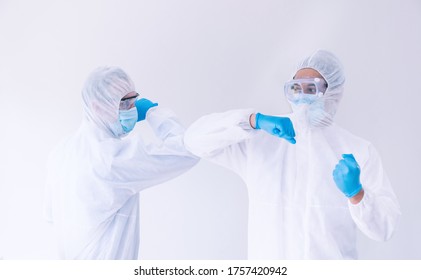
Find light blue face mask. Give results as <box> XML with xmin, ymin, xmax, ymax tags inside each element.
<box><xmin>291</xmin><ymin>93</ymin><xmax>318</xmax><ymax>105</ymax></box>
<box><xmin>119</xmin><ymin>107</ymin><xmax>138</xmax><ymax>133</ymax></box>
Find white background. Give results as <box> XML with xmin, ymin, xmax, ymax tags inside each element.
<box><xmin>0</xmin><ymin>0</ymin><xmax>420</xmax><ymax>259</ymax></box>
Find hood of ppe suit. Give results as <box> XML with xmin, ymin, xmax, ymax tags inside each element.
<box><xmin>291</xmin><ymin>50</ymin><xmax>345</xmax><ymax>128</ymax></box>
<box><xmin>81</xmin><ymin>66</ymin><xmax>135</xmax><ymax>138</ymax></box>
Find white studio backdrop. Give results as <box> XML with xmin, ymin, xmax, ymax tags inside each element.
<box><xmin>0</xmin><ymin>0</ymin><xmax>420</xmax><ymax>259</ymax></box>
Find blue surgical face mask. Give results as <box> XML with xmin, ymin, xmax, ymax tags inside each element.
<box><xmin>119</xmin><ymin>107</ymin><xmax>138</xmax><ymax>133</ymax></box>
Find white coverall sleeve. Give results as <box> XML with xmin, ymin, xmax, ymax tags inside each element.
<box><xmin>184</xmin><ymin>109</ymin><xmax>257</xmax><ymax>179</ymax></box>
<box><xmin>145</xmin><ymin>106</ymin><xmax>197</xmax><ymax>157</ymax></box>
<box><xmin>108</xmin><ymin>107</ymin><xmax>199</xmax><ymax>193</ymax></box>
<box><xmin>348</xmin><ymin>144</ymin><xmax>401</xmax><ymax>241</ymax></box>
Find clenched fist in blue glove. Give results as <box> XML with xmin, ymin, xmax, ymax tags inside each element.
<box><xmin>254</xmin><ymin>113</ymin><xmax>296</xmax><ymax>144</ymax></box>
<box><xmin>333</xmin><ymin>154</ymin><xmax>363</xmax><ymax>198</ymax></box>
<box><xmin>135</xmin><ymin>98</ymin><xmax>158</xmax><ymax>122</ymax></box>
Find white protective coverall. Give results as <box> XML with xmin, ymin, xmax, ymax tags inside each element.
<box><xmin>184</xmin><ymin>50</ymin><xmax>400</xmax><ymax>259</ymax></box>
<box><xmin>44</xmin><ymin>67</ymin><xmax>199</xmax><ymax>259</ymax></box>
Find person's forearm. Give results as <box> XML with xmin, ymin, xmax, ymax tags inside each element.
<box><xmin>348</xmin><ymin>188</ymin><xmax>400</xmax><ymax>242</ymax></box>
<box><xmin>146</xmin><ymin>107</ymin><xmax>185</xmax><ymax>140</ymax></box>
<box><xmin>184</xmin><ymin>109</ymin><xmax>256</xmax><ymax>158</ymax></box>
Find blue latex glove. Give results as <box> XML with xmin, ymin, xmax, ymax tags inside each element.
<box><xmin>332</xmin><ymin>154</ymin><xmax>363</xmax><ymax>198</ymax></box>
<box><xmin>255</xmin><ymin>113</ymin><xmax>296</xmax><ymax>144</ymax></box>
<box><xmin>135</xmin><ymin>98</ymin><xmax>158</xmax><ymax>122</ymax></box>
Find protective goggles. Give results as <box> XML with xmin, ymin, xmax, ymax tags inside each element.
<box><xmin>284</xmin><ymin>78</ymin><xmax>327</xmax><ymax>101</ymax></box>
<box><xmin>119</xmin><ymin>92</ymin><xmax>139</xmax><ymax>110</ymax></box>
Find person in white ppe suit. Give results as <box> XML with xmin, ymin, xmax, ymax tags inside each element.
<box><xmin>184</xmin><ymin>50</ymin><xmax>400</xmax><ymax>259</ymax></box>
<box><xmin>44</xmin><ymin>66</ymin><xmax>199</xmax><ymax>259</ymax></box>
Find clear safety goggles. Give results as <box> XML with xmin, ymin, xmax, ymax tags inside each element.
<box><xmin>119</xmin><ymin>92</ymin><xmax>139</xmax><ymax>110</ymax></box>
<box><xmin>284</xmin><ymin>78</ymin><xmax>327</xmax><ymax>100</ymax></box>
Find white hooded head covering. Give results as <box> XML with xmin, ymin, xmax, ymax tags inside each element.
<box><xmin>81</xmin><ymin>66</ymin><xmax>135</xmax><ymax>138</ymax></box>
<box><xmin>291</xmin><ymin>50</ymin><xmax>345</xmax><ymax>128</ymax></box>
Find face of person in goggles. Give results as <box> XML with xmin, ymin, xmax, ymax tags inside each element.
<box><xmin>284</xmin><ymin>68</ymin><xmax>328</xmax><ymax>104</ymax></box>
<box><xmin>119</xmin><ymin>92</ymin><xmax>139</xmax><ymax>110</ymax></box>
